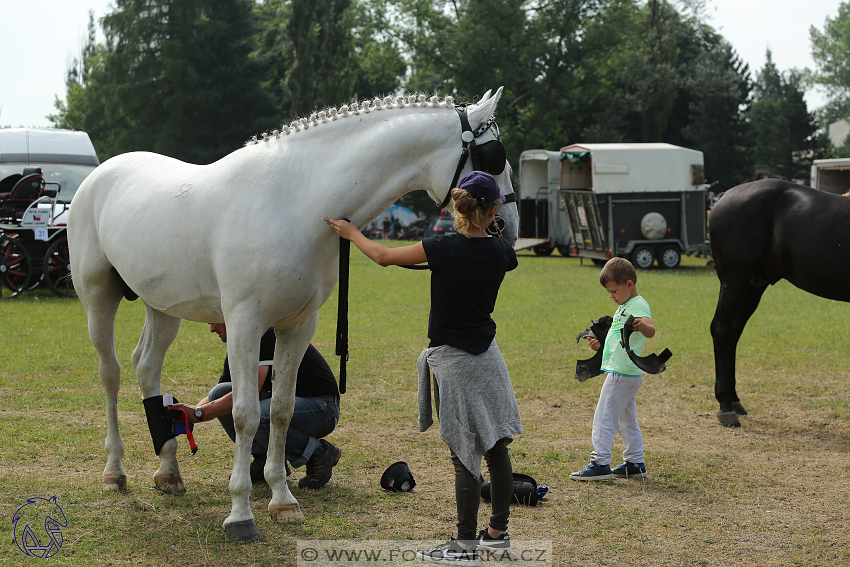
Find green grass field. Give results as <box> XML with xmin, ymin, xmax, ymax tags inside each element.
<box><xmin>2</xmin><ymin>250</ymin><xmax>850</xmax><ymax>566</ymax></box>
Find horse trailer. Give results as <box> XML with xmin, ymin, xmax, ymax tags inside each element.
<box><xmin>811</xmin><ymin>158</ymin><xmax>850</xmax><ymax>195</ymax></box>
<box><xmin>517</xmin><ymin>149</ymin><xmax>573</xmax><ymax>256</ymax></box>
<box><xmin>559</xmin><ymin>143</ymin><xmax>709</xmax><ymax>269</ymax></box>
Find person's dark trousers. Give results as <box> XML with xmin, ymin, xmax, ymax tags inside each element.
<box><xmin>450</xmin><ymin>437</ymin><xmax>512</xmax><ymax>541</ymax></box>
<box><xmin>208</xmin><ymin>383</ymin><xmax>339</xmax><ymax>467</ymax></box>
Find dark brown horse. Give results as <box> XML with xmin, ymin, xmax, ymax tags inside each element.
<box><xmin>709</xmin><ymin>178</ymin><xmax>850</xmax><ymax>427</ymax></box>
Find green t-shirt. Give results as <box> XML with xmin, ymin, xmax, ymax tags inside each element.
<box><xmin>600</xmin><ymin>295</ymin><xmax>652</xmax><ymax>377</ymax></box>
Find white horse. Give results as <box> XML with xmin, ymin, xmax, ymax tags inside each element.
<box><xmin>68</xmin><ymin>87</ymin><xmax>518</xmax><ymax>541</ymax></box>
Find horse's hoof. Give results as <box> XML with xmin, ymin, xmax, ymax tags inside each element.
<box><xmin>269</xmin><ymin>503</ymin><xmax>304</xmax><ymax>523</ymax></box>
<box><xmin>224</xmin><ymin>519</ymin><xmax>264</xmax><ymax>542</ymax></box>
<box><xmin>717</xmin><ymin>410</ymin><xmax>741</xmax><ymax>428</ymax></box>
<box><xmin>102</xmin><ymin>474</ymin><xmax>127</xmax><ymax>492</ymax></box>
<box><xmin>154</xmin><ymin>473</ymin><xmax>186</xmax><ymax>493</ymax></box>
<box><xmin>732</xmin><ymin>401</ymin><xmax>748</xmax><ymax>415</ymax></box>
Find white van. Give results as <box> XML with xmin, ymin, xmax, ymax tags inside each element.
<box><xmin>0</xmin><ymin>128</ymin><xmax>100</xmax><ymax>224</ymax></box>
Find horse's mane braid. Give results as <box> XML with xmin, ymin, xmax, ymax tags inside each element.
<box><xmin>245</xmin><ymin>94</ymin><xmax>456</xmax><ymax>146</ymax></box>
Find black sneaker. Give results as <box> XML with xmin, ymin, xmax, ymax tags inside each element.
<box><xmin>476</xmin><ymin>529</ymin><xmax>511</xmax><ymax>553</ymax></box>
<box><xmin>611</xmin><ymin>461</ymin><xmax>647</xmax><ymax>478</ymax></box>
<box><xmin>417</xmin><ymin>538</ymin><xmax>478</xmax><ymax>566</ymax></box>
<box><xmin>569</xmin><ymin>461</ymin><xmax>613</xmax><ymax>481</ymax></box>
<box><xmin>249</xmin><ymin>454</ymin><xmax>267</xmax><ymax>484</ymax></box>
<box><xmin>298</xmin><ymin>440</ymin><xmax>341</xmax><ymax>489</ymax></box>
<box><xmin>246</xmin><ymin>454</ymin><xmax>292</xmax><ymax>483</ymax></box>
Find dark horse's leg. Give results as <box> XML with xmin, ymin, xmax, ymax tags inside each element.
<box><xmin>710</xmin><ymin>276</ymin><xmax>768</xmax><ymax>427</ymax></box>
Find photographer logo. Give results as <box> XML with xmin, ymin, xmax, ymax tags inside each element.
<box><xmin>12</xmin><ymin>496</ymin><xmax>68</xmax><ymax>559</ymax></box>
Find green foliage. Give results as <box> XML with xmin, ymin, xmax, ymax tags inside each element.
<box><xmin>54</xmin><ymin>0</ymin><xmax>275</xmax><ymax>163</ymax></box>
<box><xmin>682</xmin><ymin>40</ymin><xmax>753</xmax><ymax>189</ymax></box>
<box><xmin>751</xmin><ymin>52</ymin><xmax>820</xmax><ymax>183</ymax></box>
<box><xmin>50</xmin><ymin>0</ymin><xmax>835</xmax><ymax>188</ymax></box>
<box><xmin>810</xmin><ymin>1</ymin><xmax>850</xmax><ymax>123</ymax></box>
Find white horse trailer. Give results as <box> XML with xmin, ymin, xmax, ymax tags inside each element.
<box><xmin>559</xmin><ymin>143</ymin><xmax>709</xmax><ymax>269</ymax></box>
<box><xmin>811</xmin><ymin>158</ymin><xmax>850</xmax><ymax>195</ymax></box>
<box><xmin>517</xmin><ymin>149</ymin><xmax>573</xmax><ymax>255</ymax></box>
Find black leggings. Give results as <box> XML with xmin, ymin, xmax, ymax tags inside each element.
<box><xmin>450</xmin><ymin>437</ymin><xmax>513</xmax><ymax>541</ymax></box>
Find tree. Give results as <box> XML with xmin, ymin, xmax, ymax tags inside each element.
<box><xmin>390</xmin><ymin>0</ymin><xmax>595</xmax><ymax>163</ymax></box>
<box><xmin>750</xmin><ymin>51</ymin><xmax>820</xmax><ymax>182</ymax></box>
<box><xmin>681</xmin><ymin>40</ymin><xmax>752</xmax><ymax>189</ymax></box>
<box><xmin>255</xmin><ymin>0</ymin><xmax>405</xmax><ymax>122</ymax></box>
<box><xmin>810</xmin><ymin>2</ymin><xmax>850</xmax><ymax>124</ymax></box>
<box><xmin>52</xmin><ymin>0</ymin><xmax>275</xmax><ymax>163</ymax></box>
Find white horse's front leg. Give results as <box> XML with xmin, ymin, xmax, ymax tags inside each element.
<box><xmin>133</xmin><ymin>306</ymin><xmax>184</xmax><ymax>493</ymax></box>
<box><xmin>222</xmin><ymin>322</ymin><xmax>265</xmax><ymax>542</ymax></box>
<box><xmin>266</xmin><ymin>319</ymin><xmax>315</xmax><ymax>522</ymax></box>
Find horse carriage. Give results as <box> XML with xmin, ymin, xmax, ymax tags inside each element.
<box><xmin>0</xmin><ymin>127</ymin><xmax>101</xmax><ymax>298</ymax></box>
<box><xmin>0</xmin><ymin>167</ymin><xmax>74</xmax><ymax>298</ymax></box>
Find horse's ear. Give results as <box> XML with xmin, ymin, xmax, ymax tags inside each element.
<box><xmin>479</xmin><ymin>89</ymin><xmax>493</xmax><ymax>103</ymax></box>
<box><xmin>468</xmin><ymin>87</ymin><xmax>503</xmax><ymax>128</ymax></box>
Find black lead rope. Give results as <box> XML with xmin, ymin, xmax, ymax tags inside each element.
<box><xmin>336</xmin><ymin>234</ymin><xmax>350</xmax><ymax>394</ymax></box>
<box><xmin>336</xmin><ymin>230</ymin><xmax>427</xmax><ymax>395</ymax></box>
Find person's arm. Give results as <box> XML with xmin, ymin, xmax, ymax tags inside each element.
<box><xmin>171</xmin><ymin>365</ymin><xmax>270</xmax><ymax>423</ymax></box>
<box><xmin>325</xmin><ymin>218</ymin><xmax>427</xmax><ymax>266</ymax></box>
<box><xmin>630</xmin><ymin>317</ymin><xmax>655</xmax><ymax>338</ymax></box>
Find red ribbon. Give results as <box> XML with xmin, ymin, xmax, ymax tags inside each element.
<box><xmin>177</xmin><ymin>409</ymin><xmax>198</xmax><ymax>454</ymax></box>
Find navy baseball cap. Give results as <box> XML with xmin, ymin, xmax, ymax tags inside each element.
<box><xmin>458</xmin><ymin>171</ymin><xmax>506</xmax><ymax>204</ymax></box>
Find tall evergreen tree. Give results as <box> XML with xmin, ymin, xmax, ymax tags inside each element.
<box><xmin>53</xmin><ymin>0</ymin><xmax>274</xmax><ymax>163</ymax></box>
<box><xmin>751</xmin><ymin>51</ymin><xmax>819</xmax><ymax>182</ymax></box>
<box><xmin>255</xmin><ymin>0</ymin><xmax>405</xmax><ymax>122</ymax></box>
<box><xmin>682</xmin><ymin>41</ymin><xmax>752</xmax><ymax>189</ymax></box>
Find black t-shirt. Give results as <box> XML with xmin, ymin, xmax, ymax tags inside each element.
<box><xmin>422</xmin><ymin>233</ymin><xmax>518</xmax><ymax>354</ymax></box>
<box><xmin>219</xmin><ymin>329</ymin><xmax>339</xmax><ymax>399</ymax></box>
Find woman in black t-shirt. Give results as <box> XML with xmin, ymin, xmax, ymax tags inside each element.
<box><xmin>326</xmin><ymin>171</ymin><xmax>521</xmax><ymax>562</ymax></box>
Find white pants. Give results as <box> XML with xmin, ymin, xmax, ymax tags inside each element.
<box><xmin>590</xmin><ymin>372</ymin><xmax>644</xmax><ymax>466</ymax></box>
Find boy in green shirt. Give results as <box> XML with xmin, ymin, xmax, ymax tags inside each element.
<box><xmin>571</xmin><ymin>257</ymin><xmax>655</xmax><ymax>480</ymax></box>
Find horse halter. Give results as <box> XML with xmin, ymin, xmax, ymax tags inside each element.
<box><xmin>438</xmin><ymin>105</ymin><xmax>516</xmax><ymax>213</ymax></box>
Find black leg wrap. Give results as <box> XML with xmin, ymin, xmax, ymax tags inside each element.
<box><xmin>143</xmin><ymin>395</ymin><xmax>177</xmax><ymax>455</ymax></box>
<box><xmin>574</xmin><ymin>316</ymin><xmax>612</xmax><ymax>382</ymax></box>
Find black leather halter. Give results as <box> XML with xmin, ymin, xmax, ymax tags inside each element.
<box><xmin>438</xmin><ymin>106</ymin><xmax>514</xmax><ymax>210</ymax></box>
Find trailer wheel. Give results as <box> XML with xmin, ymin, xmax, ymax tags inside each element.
<box><xmin>658</xmin><ymin>246</ymin><xmax>681</xmax><ymax>269</ymax></box>
<box><xmin>532</xmin><ymin>244</ymin><xmax>555</xmax><ymax>256</ymax></box>
<box><xmin>557</xmin><ymin>246</ymin><xmax>572</xmax><ymax>257</ymax></box>
<box><xmin>631</xmin><ymin>246</ymin><xmax>655</xmax><ymax>270</ymax></box>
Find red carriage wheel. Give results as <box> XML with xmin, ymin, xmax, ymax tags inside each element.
<box><xmin>0</xmin><ymin>235</ymin><xmax>32</xmax><ymax>298</ymax></box>
<box><xmin>43</xmin><ymin>235</ymin><xmax>76</xmax><ymax>298</ymax></box>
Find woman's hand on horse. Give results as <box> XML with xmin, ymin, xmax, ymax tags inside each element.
<box><xmin>325</xmin><ymin>218</ymin><xmax>360</xmax><ymax>241</ymax></box>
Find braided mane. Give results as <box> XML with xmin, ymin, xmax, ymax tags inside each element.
<box><xmin>245</xmin><ymin>93</ymin><xmax>457</xmax><ymax>146</ymax></box>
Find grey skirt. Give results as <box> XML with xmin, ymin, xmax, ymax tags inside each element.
<box><xmin>417</xmin><ymin>340</ymin><xmax>522</xmax><ymax>478</ymax></box>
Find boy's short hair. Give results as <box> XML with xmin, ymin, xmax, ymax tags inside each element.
<box><xmin>599</xmin><ymin>257</ymin><xmax>637</xmax><ymax>286</ymax></box>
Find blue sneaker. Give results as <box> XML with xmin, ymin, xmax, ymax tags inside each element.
<box><xmin>611</xmin><ymin>461</ymin><xmax>647</xmax><ymax>478</ymax></box>
<box><xmin>569</xmin><ymin>461</ymin><xmax>612</xmax><ymax>481</ymax></box>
